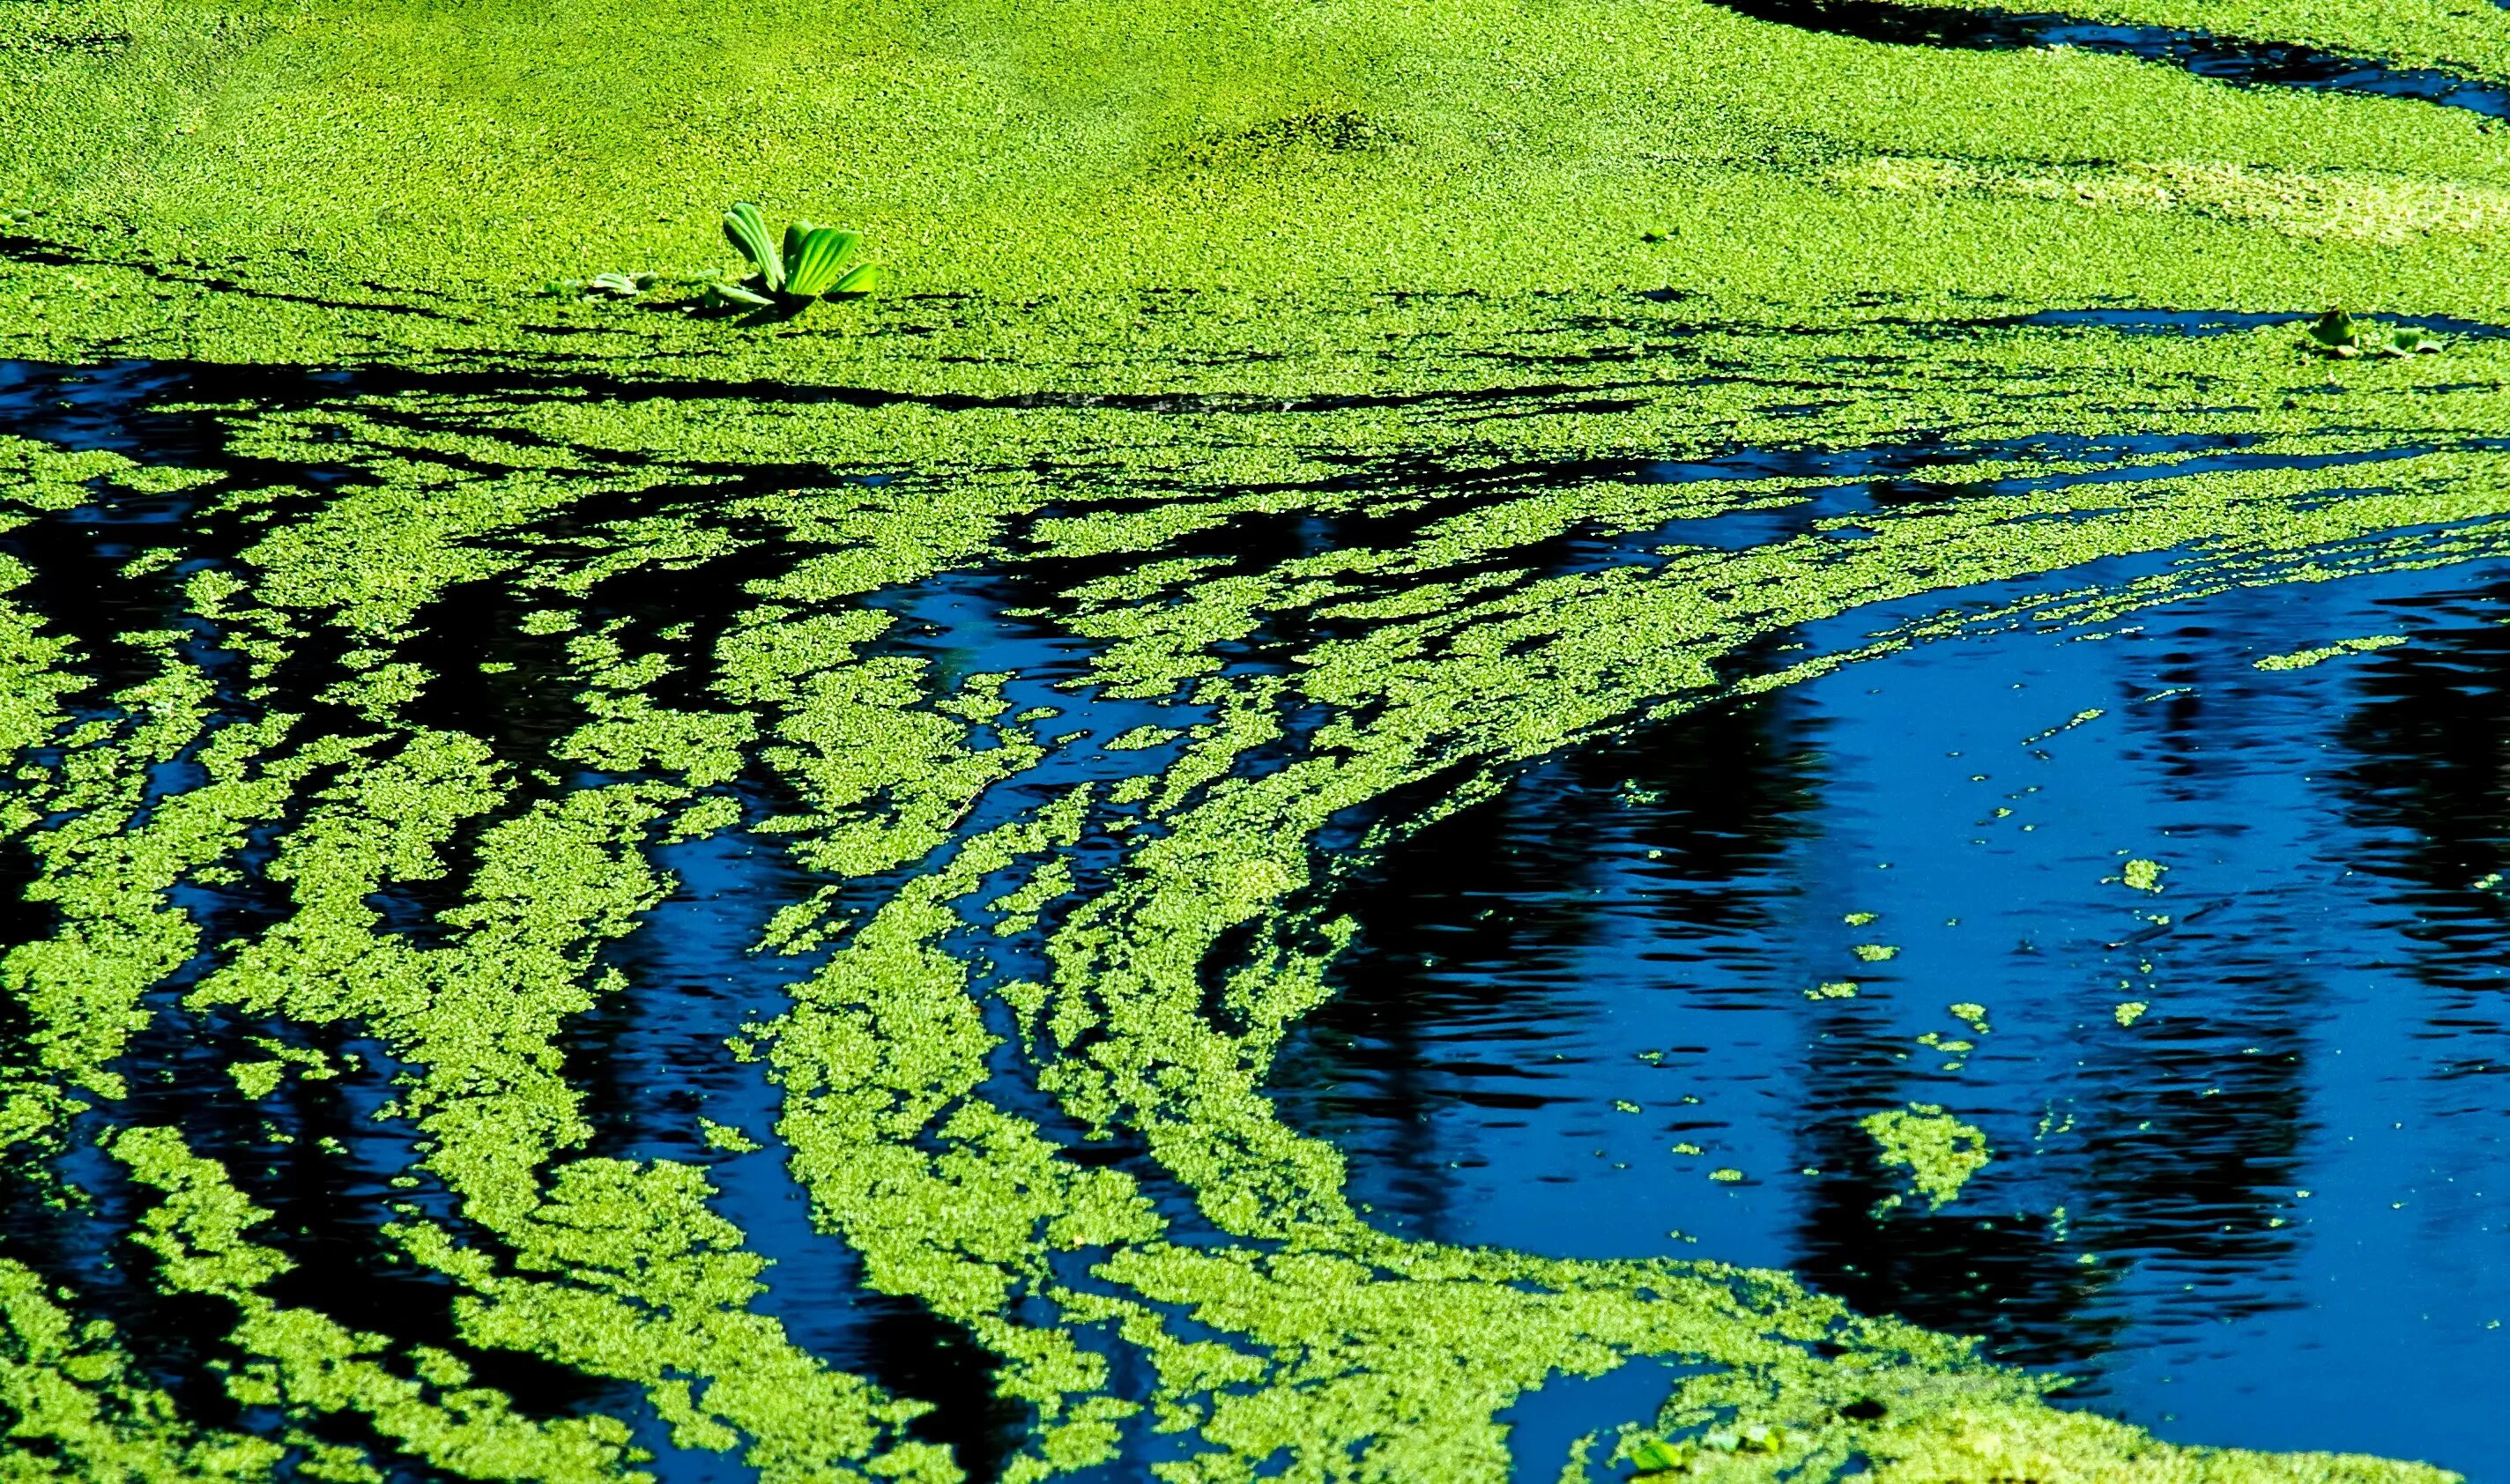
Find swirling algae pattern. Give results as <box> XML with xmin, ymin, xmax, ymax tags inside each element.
<box><xmin>1</xmin><ymin>326</ymin><xmax>2500</xmax><ymax>1482</ymax></box>
<box><xmin>6</xmin><ymin>0</ymin><xmax>2510</xmax><ymax>1473</ymax></box>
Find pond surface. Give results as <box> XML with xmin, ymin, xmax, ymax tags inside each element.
<box><xmin>1281</xmin><ymin>560</ymin><xmax>2510</xmax><ymax>1472</ymax></box>
<box><xmin>3</xmin><ymin>353</ymin><xmax>2504</xmax><ymax>1482</ymax></box>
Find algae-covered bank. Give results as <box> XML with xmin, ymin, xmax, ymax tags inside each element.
<box><xmin>5</xmin><ymin>0</ymin><xmax>2510</xmax><ymax>1479</ymax></box>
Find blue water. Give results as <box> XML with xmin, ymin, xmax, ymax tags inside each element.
<box><xmin>1280</xmin><ymin>560</ymin><xmax>2510</xmax><ymax>1475</ymax></box>
<box><xmin>10</xmin><ymin>354</ymin><xmax>2510</xmax><ymax>1480</ymax></box>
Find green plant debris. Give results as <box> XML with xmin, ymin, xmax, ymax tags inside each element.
<box><xmin>1861</xmin><ymin>1104</ymin><xmax>1992</xmax><ymax>1214</ymax></box>
<box><xmin>2022</xmin><ymin>707</ymin><xmax>2105</xmax><ymax>746</ymax></box>
<box><xmin>2117</xmin><ymin>1000</ymin><xmax>2154</xmax><ymax>1027</ymax></box>
<box><xmin>2256</xmin><ymin>634</ymin><xmax>2410</xmax><ymax>670</ymax></box>
<box><xmin>2306</xmin><ymin>308</ymin><xmax>2445</xmax><ymax>360</ymax></box>
<box><xmin>2120</xmin><ymin>857</ymin><xmax>2170</xmax><ymax>891</ymax></box>
<box><xmin>1850</xmin><ymin>943</ymin><xmax>1897</xmax><ymax>962</ymax></box>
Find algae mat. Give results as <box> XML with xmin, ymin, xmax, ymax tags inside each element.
<box><xmin>4</xmin><ymin>0</ymin><xmax>2510</xmax><ymax>1479</ymax></box>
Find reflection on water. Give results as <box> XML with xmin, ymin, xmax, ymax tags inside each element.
<box><xmin>9</xmin><ymin>352</ymin><xmax>2510</xmax><ymax>1480</ymax></box>
<box><xmin>1279</xmin><ymin>560</ymin><xmax>2510</xmax><ymax>1472</ymax></box>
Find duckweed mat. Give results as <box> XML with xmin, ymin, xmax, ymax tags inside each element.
<box><xmin>5</xmin><ymin>0</ymin><xmax>2510</xmax><ymax>1479</ymax></box>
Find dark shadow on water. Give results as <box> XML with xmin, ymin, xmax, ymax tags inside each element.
<box><xmin>1714</xmin><ymin>0</ymin><xmax>2510</xmax><ymax>117</ymax></box>
<box><xmin>2008</xmin><ymin>308</ymin><xmax>2510</xmax><ymax>340</ymax></box>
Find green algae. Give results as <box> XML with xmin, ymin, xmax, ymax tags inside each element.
<box><xmin>3</xmin><ymin>353</ymin><xmax>2501</xmax><ymax>1479</ymax></box>
<box><xmin>5</xmin><ymin>0</ymin><xmax>2510</xmax><ymax>381</ymax></box>
<box><xmin>2255</xmin><ymin>633</ymin><xmax>2410</xmax><ymax>669</ymax></box>
<box><xmin>2121</xmin><ymin>857</ymin><xmax>2170</xmax><ymax>892</ymax></box>
<box><xmin>1860</xmin><ymin>1104</ymin><xmax>1993</xmax><ymax>1215</ymax></box>
<box><xmin>4</xmin><ymin>0</ymin><xmax>2510</xmax><ymax>1474</ymax></box>
<box><xmin>0</xmin><ymin>1256</ymin><xmax>284</xmax><ymax>1481</ymax></box>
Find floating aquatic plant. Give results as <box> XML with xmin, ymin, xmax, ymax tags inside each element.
<box><xmin>2306</xmin><ymin>308</ymin><xmax>2442</xmax><ymax>359</ymax></box>
<box><xmin>538</xmin><ymin>271</ymin><xmax>653</xmax><ymax>301</ymax></box>
<box><xmin>718</xmin><ymin>200</ymin><xmax>880</xmax><ymax>309</ymax></box>
<box><xmin>1629</xmin><ymin>1423</ymin><xmax>1789</xmax><ymax>1478</ymax></box>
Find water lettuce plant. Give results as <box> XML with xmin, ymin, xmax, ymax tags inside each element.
<box><xmin>719</xmin><ymin>200</ymin><xmax>879</xmax><ymax>308</ymax></box>
<box><xmin>2308</xmin><ymin>308</ymin><xmax>2443</xmax><ymax>359</ymax></box>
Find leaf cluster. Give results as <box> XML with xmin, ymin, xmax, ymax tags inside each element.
<box><xmin>2307</xmin><ymin>308</ymin><xmax>2443</xmax><ymax>359</ymax></box>
<box><xmin>1629</xmin><ymin>1423</ymin><xmax>1788</xmax><ymax>1478</ymax></box>
<box><xmin>716</xmin><ymin>202</ymin><xmax>880</xmax><ymax>310</ymax></box>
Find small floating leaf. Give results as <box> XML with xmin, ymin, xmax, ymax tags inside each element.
<box><xmin>703</xmin><ymin>280</ymin><xmax>776</xmax><ymax>310</ymax></box>
<box><xmin>1630</xmin><ymin>1437</ymin><xmax>1689</xmax><ymax>1473</ymax></box>
<box><xmin>722</xmin><ymin>201</ymin><xmax>784</xmax><ymax>292</ymax></box>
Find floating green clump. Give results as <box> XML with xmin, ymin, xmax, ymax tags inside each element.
<box><xmin>1861</xmin><ymin>1103</ymin><xmax>1992</xmax><ymax>1214</ymax></box>
<box><xmin>2307</xmin><ymin>308</ymin><xmax>2446</xmax><ymax>360</ymax></box>
<box><xmin>2256</xmin><ymin>634</ymin><xmax>2410</xmax><ymax>670</ymax></box>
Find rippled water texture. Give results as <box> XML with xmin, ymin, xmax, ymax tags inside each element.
<box><xmin>6</xmin><ymin>348</ymin><xmax>2510</xmax><ymax>1483</ymax></box>
<box><xmin>1286</xmin><ymin>564</ymin><xmax>2510</xmax><ymax>1467</ymax></box>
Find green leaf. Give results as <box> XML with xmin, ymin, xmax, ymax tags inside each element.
<box><xmin>783</xmin><ymin>219</ymin><xmax>815</xmax><ymax>278</ymax></box>
<box><xmin>704</xmin><ymin>280</ymin><xmax>776</xmax><ymax>310</ymax></box>
<box><xmin>2308</xmin><ymin>308</ymin><xmax>2358</xmax><ymax>349</ymax></box>
<box><xmin>828</xmin><ymin>262</ymin><xmax>881</xmax><ymax>297</ymax></box>
<box><xmin>1629</xmin><ymin>1438</ymin><xmax>1689</xmax><ymax>1472</ymax></box>
<box><xmin>784</xmin><ymin>227</ymin><xmax>863</xmax><ymax>297</ymax></box>
<box><xmin>2395</xmin><ymin>327</ymin><xmax>2445</xmax><ymax>354</ymax></box>
<box><xmin>723</xmin><ymin>202</ymin><xmax>783</xmax><ymax>293</ymax></box>
<box><xmin>588</xmin><ymin>271</ymin><xmax>641</xmax><ymax>297</ymax></box>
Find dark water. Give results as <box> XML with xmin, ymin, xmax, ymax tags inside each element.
<box><xmin>4</xmin><ymin>355</ymin><xmax>2508</xmax><ymax>1479</ymax></box>
<box><xmin>1715</xmin><ymin>0</ymin><xmax>2510</xmax><ymax>118</ymax></box>
<box><xmin>1278</xmin><ymin>560</ymin><xmax>2510</xmax><ymax>1473</ymax></box>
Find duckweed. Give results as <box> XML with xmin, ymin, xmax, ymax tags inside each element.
<box><xmin>1860</xmin><ymin>1104</ymin><xmax>1993</xmax><ymax>1214</ymax></box>
<box><xmin>3</xmin><ymin>0</ymin><xmax>2506</xmax><ymax>1474</ymax></box>
<box><xmin>2256</xmin><ymin>634</ymin><xmax>2411</xmax><ymax>670</ymax></box>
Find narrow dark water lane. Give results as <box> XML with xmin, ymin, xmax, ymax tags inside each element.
<box><xmin>1714</xmin><ymin>0</ymin><xmax>2510</xmax><ymax>117</ymax></box>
